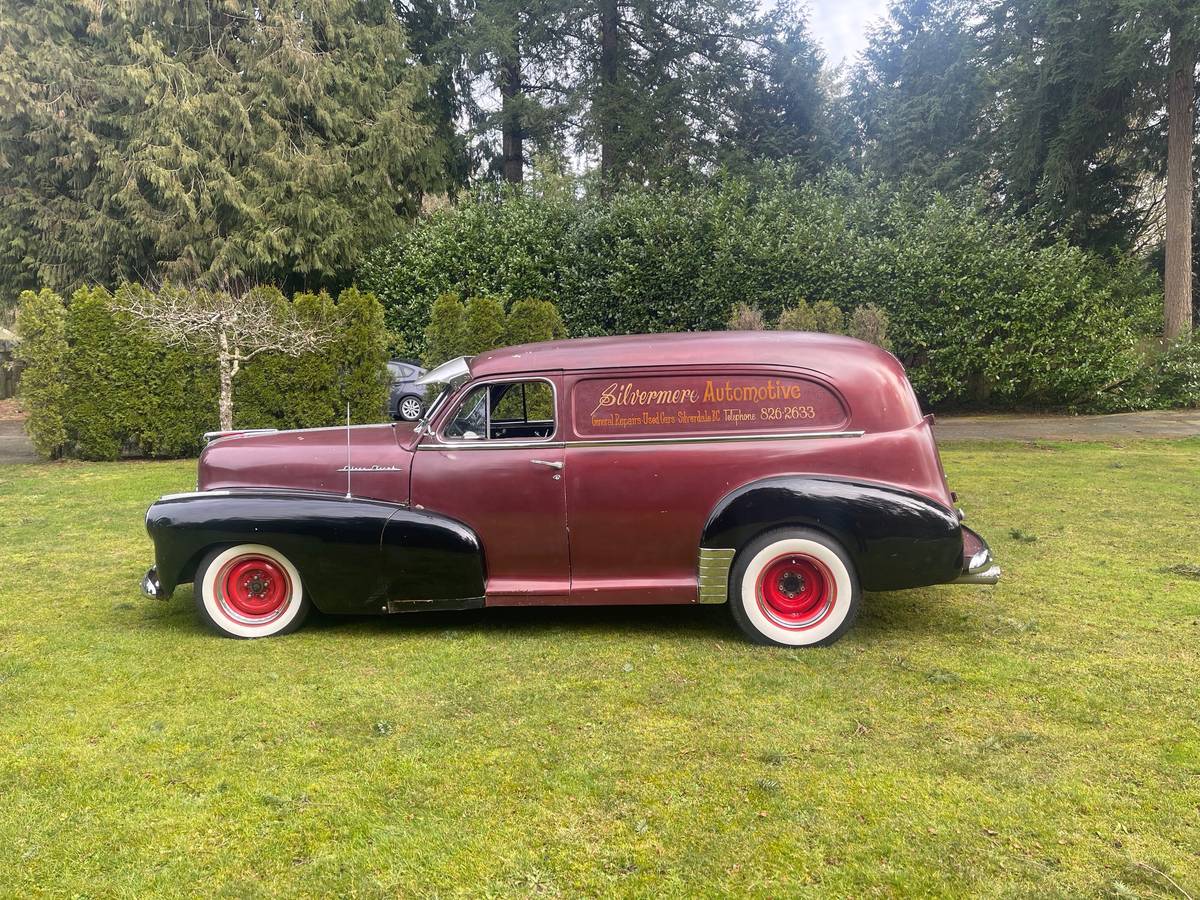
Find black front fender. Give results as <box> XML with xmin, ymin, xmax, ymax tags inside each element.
<box><xmin>701</xmin><ymin>477</ymin><xmax>963</xmax><ymax>592</ymax></box>
<box><xmin>145</xmin><ymin>490</ymin><xmax>485</xmax><ymax>613</ymax></box>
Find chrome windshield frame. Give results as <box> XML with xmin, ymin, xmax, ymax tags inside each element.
<box><xmin>415</xmin><ymin>355</ymin><xmax>474</xmax><ymax>387</ymax></box>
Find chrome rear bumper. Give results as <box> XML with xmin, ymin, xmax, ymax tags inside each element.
<box><xmin>953</xmin><ymin>540</ymin><xmax>1001</xmax><ymax>585</ymax></box>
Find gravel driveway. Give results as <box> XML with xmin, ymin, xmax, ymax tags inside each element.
<box><xmin>934</xmin><ymin>408</ymin><xmax>1200</xmax><ymax>441</ymax></box>
<box><xmin>0</xmin><ymin>420</ymin><xmax>38</xmax><ymax>463</ymax></box>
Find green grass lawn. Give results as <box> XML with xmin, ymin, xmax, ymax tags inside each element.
<box><xmin>1</xmin><ymin>441</ymin><xmax>1198</xmax><ymax>897</ymax></box>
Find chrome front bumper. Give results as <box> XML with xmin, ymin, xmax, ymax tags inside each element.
<box><xmin>141</xmin><ymin>566</ymin><xmax>167</xmax><ymax>600</ymax></box>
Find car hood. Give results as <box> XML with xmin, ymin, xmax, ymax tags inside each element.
<box><xmin>198</xmin><ymin>422</ymin><xmax>416</xmax><ymax>504</ymax></box>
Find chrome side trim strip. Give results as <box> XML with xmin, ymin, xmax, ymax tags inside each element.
<box><xmin>697</xmin><ymin>547</ymin><xmax>736</xmax><ymax>604</ymax></box>
<box><xmin>571</xmin><ymin>430</ymin><xmax>863</xmax><ymax>448</ymax></box>
<box><xmin>417</xmin><ymin>430</ymin><xmax>864</xmax><ymax>451</ymax></box>
<box><xmin>157</xmin><ymin>490</ymin><xmax>233</xmax><ymax>502</ymax></box>
<box><xmin>420</xmin><ymin>440</ymin><xmax>568</xmax><ymax>451</ymax></box>
<box><xmin>203</xmin><ymin>428</ymin><xmax>278</xmax><ymax>444</ymax></box>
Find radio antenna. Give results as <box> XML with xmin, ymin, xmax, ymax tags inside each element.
<box><xmin>345</xmin><ymin>401</ymin><xmax>352</xmax><ymax>499</ymax></box>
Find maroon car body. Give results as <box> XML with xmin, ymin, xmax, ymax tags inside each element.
<box><xmin>143</xmin><ymin>332</ymin><xmax>999</xmax><ymax>644</ymax></box>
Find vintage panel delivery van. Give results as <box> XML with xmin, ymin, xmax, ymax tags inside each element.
<box><xmin>141</xmin><ymin>331</ymin><xmax>1000</xmax><ymax>646</ymax></box>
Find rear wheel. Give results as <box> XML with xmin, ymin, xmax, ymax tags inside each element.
<box><xmin>729</xmin><ymin>528</ymin><xmax>860</xmax><ymax>647</ymax></box>
<box><xmin>194</xmin><ymin>544</ymin><xmax>310</xmax><ymax>639</ymax></box>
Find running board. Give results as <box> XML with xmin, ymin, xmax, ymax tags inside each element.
<box><xmin>386</xmin><ymin>597</ymin><xmax>485</xmax><ymax>613</ymax></box>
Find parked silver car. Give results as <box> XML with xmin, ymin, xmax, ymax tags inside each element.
<box><xmin>387</xmin><ymin>360</ymin><xmax>427</xmax><ymax>421</ymax></box>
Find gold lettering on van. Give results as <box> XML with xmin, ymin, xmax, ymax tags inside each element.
<box><xmin>591</xmin><ymin>382</ymin><xmax>701</xmax><ymax>416</ymax></box>
<box><xmin>701</xmin><ymin>379</ymin><xmax>803</xmax><ymax>403</ymax></box>
<box><xmin>584</xmin><ymin>376</ymin><xmax>827</xmax><ymax>433</ymax></box>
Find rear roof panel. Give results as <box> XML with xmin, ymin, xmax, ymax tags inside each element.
<box><xmin>468</xmin><ymin>331</ymin><xmax>922</xmax><ymax>434</ymax></box>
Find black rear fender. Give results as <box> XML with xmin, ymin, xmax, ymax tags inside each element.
<box><xmin>701</xmin><ymin>476</ymin><xmax>963</xmax><ymax>592</ymax></box>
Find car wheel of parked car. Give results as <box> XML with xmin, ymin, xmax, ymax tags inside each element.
<box><xmin>398</xmin><ymin>395</ymin><xmax>423</xmax><ymax>421</ymax></box>
<box><xmin>729</xmin><ymin>528</ymin><xmax>860</xmax><ymax>647</ymax></box>
<box><xmin>194</xmin><ymin>543</ymin><xmax>310</xmax><ymax>639</ymax></box>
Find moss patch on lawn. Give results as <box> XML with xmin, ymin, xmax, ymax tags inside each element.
<box><xmin>0</xmin><ymin>441</ymin><xmax>1198</xmax><ymax>896</ymax></box>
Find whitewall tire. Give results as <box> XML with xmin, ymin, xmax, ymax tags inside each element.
<box><xmin>194</xmin><ymin>543</ymin><xmax>310</xmax><ymax>639</ymax></box>
<box><xmin>729</xmin><ymin>528</ymin><xmax>860</xmax><ymax>647</ymax></box>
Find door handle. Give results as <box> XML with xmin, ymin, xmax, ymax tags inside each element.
<box><xmin>530</xmin><ymin>459</ymin><xmax>564</xmax><ymax>470</ymax></box>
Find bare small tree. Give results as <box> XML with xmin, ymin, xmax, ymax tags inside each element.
<box><xmin>726</xmin><ymin>302</ymin><xmax>766</xmax><ymax>331</ymax></box>
<box><xmin>118</xmin><ymin>283</ymin><xmax>334</xmax><ymax>431</ymax></box>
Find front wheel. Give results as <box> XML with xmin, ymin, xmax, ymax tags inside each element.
<box><xmin>729</xmin><ymin>528</ymin><xmax>860</xmax><ymax>647</ymax></box>
<box><xmin>194</xmin><ymin>543</ymin><xmax>310</xmax><ymax>638</ymax></box>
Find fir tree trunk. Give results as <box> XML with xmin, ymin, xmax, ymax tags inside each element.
<box><xmin>217</xmin><ymin>327</ymin><xmax>235</xmax><ymax>432</ymax></box>
<box><xmin>1165</xmin><ymin>28</ymin><xmax>1195</xmax><ymax>340</ymax></box>
<box><xmin>500</xmin><ymin>50</ymin><xmax>523</xmax><ymax>183</ymax></box>
<box><xmin>598</xmin><ymin>0</ymin><xmax>619</xmax><ymax>179</ymax></box>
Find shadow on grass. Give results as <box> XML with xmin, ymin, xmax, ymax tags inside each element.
<box><xmin>158</xmin><ymin>584</ymin><xmax>972</xmax><ymax>643</ymax></box>
<box><xmin>305</xmin><ymin>602</ymin><xmax>736</xmax><ymax>641</ymax></box>
<box><xmin>856</xmin><ymin>587</ymin><xmax>983</xmax><ymax>641</ymax></box>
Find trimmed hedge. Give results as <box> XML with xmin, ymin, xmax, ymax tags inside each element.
<box><xmin>14</xmin><ymin>288</ymin><xmax>68</xmax><ymax>457</ymax></box>
<box><xmin>422</xmin><ymin>293</ymin><xmax>568</xmax><ymax>366</ymax></box>
<box><xmin>235</xmin><ymin>286</ymin><xmax>390</xmax><ymax>431</ymax></box>
<box><xmin>360</xmin><ymin>171</ymin><xmax>1162</xmax><ymax>408</ymax></box>
<box><xmin>17</xmin><ymin>284</ymin><xmax>389</xmax><ymax>459</ymax></box>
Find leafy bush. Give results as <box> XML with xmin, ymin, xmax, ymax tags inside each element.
<box><xmin>504</xmin><ymin>298</ymin><xmax>568</xmax><ymax>346</ymax></box>
<box><xmin>1091</xmin><ymin>338</ymin><xmax>1200</xmax><ymax>412</ymax></box>
<box><xmin>422</xmin><ymin>293</ymin><xmax>568</xmax><ymax>365</ymax></box>
<box><xmin>359</xmin><ymin>192</ymin><xmax>575</xmax><ymax>361</ymax></box>
<box><xmin>777</xmin><ymin>299</ymin><xmax>843</xmax><ymax>334</ymax></box>
<box><xmin>811</xmin><ymin>301</ymin><xmax>845</xmax><ymax>335</ymax></box>
<box><xmin>774</xmin><ymin>298</ymin><xmax>892</xmax><ymax>350</ymax></box>
<box><xmin>360</xmin><ymin>170</ymin><xmax>1162</xmax><ymax>409</ymax></box>
<box><xmin>15</xmin><ymin>283</ymin><xmax>389</xmax><ymax>459</ymax></box>
<box><xmin>461</xmin><ymin>296</ymin><xmax>507</xmax><ymax>355</ymax></box>
<box><xmin>423</xmin><ymin>293</ymin><xmax>469</xmax><ymax>368</ymax></box>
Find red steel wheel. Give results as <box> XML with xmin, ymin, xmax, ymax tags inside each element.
<box><xmin>219</xmin><ymin>555</ymin><xmax>292</xmax><ymax>621</ymax></box>
<box><xmin>755</xmin><ymin>553</ymin><xmax>835</xmax><ymax>630</ymax></box>
<box><xmin>729</xmin><ymin>528</ymin><xmax>861</xmax><ymax>647</ymax></box>
<box><xmin>194</xmin><ymin>543</ymin><xmax>310</xmax><ymax>639</ymax></box>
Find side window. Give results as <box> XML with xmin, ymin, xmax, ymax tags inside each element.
<box><xmin>442</xmin><ymin>381</ymin><xmax>556</xmax><ymax>442</ymax></box>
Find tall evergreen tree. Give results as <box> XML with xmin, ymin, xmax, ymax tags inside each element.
<box><xmin>576</xmin><ymin>0</ymin><xmax>767</xmax><ymax>184</ymax></box>
<box><xmin>457</xmin><ymin>0</ymin><xmax>578</xmax><ymax>182</ymax></box>
<box><xmin>981</xmin><ymin>0</ymin><xmax>1196</xmax><ymax>327</ymax></box>
<box><xmin>850</xmin><ymin>0</ymin><xmax>989</xmax><ymax>192</ymax></box>
<box><xmin>717</xmin><ymin>2</ymin><xmax>839</xmax><ymax>176</ymax></box>
<box><xmin>0</xmin><ymin>0</ymin><xmax>439</xmax><ymax>293</ymax></box>
<box><xmin>979</xmin><ymin>0</ymin><xmax>1155</xmax><ymax>252</ymax></box>
<box><xmin>397</xmin><ymin>0</ymin><xmax>474</xmax><ymax>193</ymax></box>
<box><xmin>1163</xmin><ymin>21</ymin><xmax>1195</xmax><ymax>337</ymax></box>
